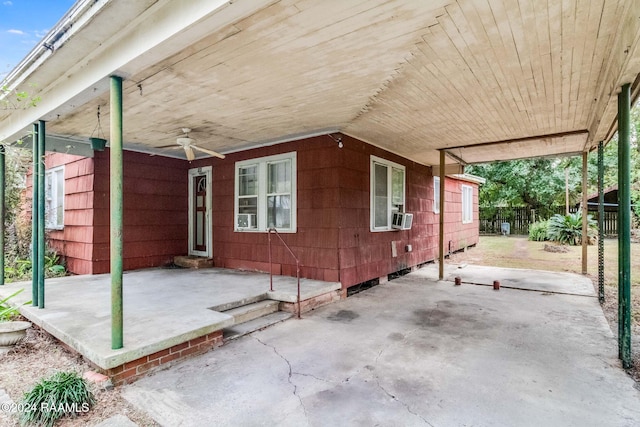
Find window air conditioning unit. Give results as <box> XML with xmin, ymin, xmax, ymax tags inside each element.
<box><xmin>391</xmin><ymin>212</ymin><xmax>413</xmax><ymax>230</ymax></box>
<box><xmin>237</xmin><ymin>213</ymin><xmax>256</xmax><ymax>229</ymax></box>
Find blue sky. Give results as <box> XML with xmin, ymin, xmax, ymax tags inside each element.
<box><xmin>0</xmin><ymin>0</ymin><xmax>75</xmax><ymax>80</ymax></box>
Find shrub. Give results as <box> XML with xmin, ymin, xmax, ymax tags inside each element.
<box><xmin>547</xmin><ymin>211</ymin><xmax>597</xmax><ymax>245</ymax></box>
<box><xmin>5</xmin><ymin>247</ymin><xmax>66</xmax><ymax>283</ymax></box>
<box><xmin>528</xmin><ymin>220</ymin><xmax>549</xmax><ymax>241</ymax></box>
<box><xmin>19</xmin><ymin>371</ymin><xmax>94</xmax><ymax>427</ymax></box>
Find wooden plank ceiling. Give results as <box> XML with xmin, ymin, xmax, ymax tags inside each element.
<box><xmin>21</xmin><ymin>0</ymin><xmax>640</xmax><ymax>165</ymax></box>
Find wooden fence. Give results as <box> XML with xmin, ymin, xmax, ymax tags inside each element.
<box><xmin>479</xmin><ymin>206</ymin><xmax>619</xmax><ymax>235</ymax></box>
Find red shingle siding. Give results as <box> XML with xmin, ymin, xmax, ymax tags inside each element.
<box><xmin>191</xmin><ymin>136</ymin><xmax>342</xmax><ymax>282</ymax></box>
<box><xmin>192</xmin><ymin>134</ymin><xmax>479</xmax><ymax>289</ymax></box>
<box><xmin>28</xmin><ymin>151</ymin><xmax>188</xmax><ymax>275</ymax></box>
<box><xmin>441</xmin><ymin>178</ymin><xmax>480</xmax><ymax>256</ymax></box>
<box><xmin>30</xmin><ymin>135</ymin><xmax>478</xmax><ymax>286</ymax></box>
<box><xmin>32</xmin><ymin>153</ymin><xmax>96</xmax><ymax>274</ymax></box>
<box><xmin>333</xmin><ymin>136</ymin><xmax>479</xmax><ymax>288</ymax></box>
<box><xmin>91</xmin><ymin>150</ymin><xmax>188</xmax><ymax>272</ymax></box>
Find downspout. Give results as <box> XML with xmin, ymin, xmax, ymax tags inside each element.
<box><xmin>31</xmin><ymin>123</ymin><xmax>39</xmax><ymax>306</ymax></box>
<box><xmin>37</xmin><ymin>120</ymin><xmax>46</xmax><ymax>308</ymax></box>
<box><xmin>617</xmin><ymin>83</ymin><xmax>632</xmax><ymax>369</ymax></box>
<box><xmin>110</xmin><ymin>76</ymin><xmax>124</xmax><ymax>350</ymax></box>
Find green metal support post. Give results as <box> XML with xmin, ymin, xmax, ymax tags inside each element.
<box><xmin>37</xmin><ymin>120</ymin><xmax>46</xmax><ymax>308</ymax></box>
<box><xmin>110</xmin><ymin>75</ymin><xmax>124</xmax><ymax>350</ymax></box>
<box><xmin>581</xmin><ymin>151</ymin><xmax>588</xmax><ymax>274</ymax></box>
<box><xmin>438</xmin><ymin>150</ymin><xmax>445</xmax><ymax>280</ymax></box>
<box><xmin>31</xmin><ymin>123</ymin><xmax>39</xmax><ymax>306</ymax></box>
<box><xmin>618</xmin><ymin>83</ymin><xmax>632</xmax><ymax>368</ymax></box>
<box><xmin>0</xmin><ymin>144</ymin><xmax>4</xmax><ymax>286</ymax></box>
<box><xmin>597</xmin><ymin>141</ymin><xmax>605</xmax><ymax>303</ymax></box>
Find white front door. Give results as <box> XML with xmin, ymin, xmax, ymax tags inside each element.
<box><xmin>188</xmin><ymin>166</ymin><xmax>212</xmax><ymax>257</ymax></box>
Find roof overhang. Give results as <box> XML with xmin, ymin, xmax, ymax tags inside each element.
<box><xmin>449</xmin><ymin>174</ymin><xmax>486</xmax><ymax>185</ymax></box>
<box><xmin>1</xmin><ymin>0</ymin><xmax>639</xmax><ymax>165</ymax></box>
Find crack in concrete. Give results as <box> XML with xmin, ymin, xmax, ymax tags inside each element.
<box><xmin>341</xmin><ymin>368</ymin><xmax>363</xmax><ymax>384</ymax></box>
<box><xmin>292</xmin><ymin>371</ymin><xmax>333</xmax><ymax>384</ymax></box>
<box><xmin>368</xmin><ymin>326</ymin><xmax>434</xmax><ymax>426</ymax></box>
<box><xmin>375</xmin><ymin>325</ymin><xmax>422</xmax><ymax>364</ymax></box>
<box><xmin>374</xmin><ymin>378</ymin><xmax>434</xmax><ymax>426</ymax></box>
<box><xmin>253</xmin><ymin>336</ymin><xmax>309</xmax><ymax>421</ymax></box>
<box><xmin>341</xmin><ymin>322</ymin><xmax>425</xmax><ymax>387</ymax></box>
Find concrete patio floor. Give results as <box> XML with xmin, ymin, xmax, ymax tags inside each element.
<box><xmin>122</xmin><ymin>265</ymin><xmax>640</xmax><ymax>426</ymax></box>
<box><xmin>0</xmin><ymin>268</ymin><xmax>340</xmax><ymax>370</ymax></box>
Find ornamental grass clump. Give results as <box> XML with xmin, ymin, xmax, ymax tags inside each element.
<box><xmin>0</xmin><ymin>289</ymin><xmax>26</xmax><ymax>321</ymax></box>
<box><xmin>19</xmin><ymin>371</ymin><xmax>94</xmax><ymax>427</ymax></box>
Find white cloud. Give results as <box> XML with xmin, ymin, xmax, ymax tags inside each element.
<box><xmin>3</xmin><ymin>1</ymin><xmax>13</xmax><ymax>6</ymax></box>
<box><xmin>7</xmin><ymin>29</ymin><xmax>25</xmax><ymax>35</ymax></box>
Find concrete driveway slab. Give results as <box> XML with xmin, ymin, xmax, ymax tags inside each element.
<box><xmin>417</xmin><ymin>263</ymin><xmax>596</xmax><ymax>296</ymax></box>
<box><xmin>123</xmin><ymin>269</ymin><xmax>640</xmax><ymax>426</ymax></box>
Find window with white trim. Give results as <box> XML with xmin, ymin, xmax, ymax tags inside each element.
<box><xmin>45</xmin><ymin>166</ymin><xmax>64</xmax><ymax>229</ymax></box>
<box><xmin>462</xmin><ymin>185</ymin><xmax>473</xmax><ymax>224</ymax></box>
<box><xmin>235</xmin><ymin>152</ymin><xmax>296</xmax><ymax>232</ymax></box>
<box><xmin>370</xmin><ymin>156</ymin><xmax>405</xmax><ymax>231</ymax></box>
<box><xmin>434</xmin><ymin>176</ymin><xmax>440</xmax><ymax>213</ymax></box>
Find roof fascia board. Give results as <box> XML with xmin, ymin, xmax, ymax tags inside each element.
<box><xmin>449</xmin><ymin>174</ymin><xmax>486</xmax><ymax>185</ymax></box>
<box><xmin>1</xmin><ymin>0</ymin><xmax>106</xmax><ymax>92</ymax></box>
<box><xmin>0</xmin><ymin>0</ymin><xmax>275</xmax><ymax>143</ymax></box>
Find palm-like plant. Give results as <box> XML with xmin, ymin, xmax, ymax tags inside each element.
<box><xmin>547</xmin><ymin>211</ymin><xmax>597</xmax><ymax>245</ymax></box>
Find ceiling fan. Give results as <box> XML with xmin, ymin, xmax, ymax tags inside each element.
<box><xmin>168</xmin><ymin>128</ymin><xmax>226</xmax><ymax>161</ymax></box>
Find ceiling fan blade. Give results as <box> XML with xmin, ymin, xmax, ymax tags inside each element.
<box><xmin>192</xmin><ymin>145</ymin><xmax>226</xmax><ymax>159</ymax></box>
<box><xmin>184</xmin><ymin>146</ymin><xmax>195</xmax><ymax>161</ymax></box>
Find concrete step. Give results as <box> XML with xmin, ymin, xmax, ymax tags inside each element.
<box><xmin>224</xmin><ymin>300</ymin><xmax>280</xmax><ymax>325</ymax></box>
<box><xmin>208</xmin><ymin>293</ymin><xmax>268</xmax><ymax>312</ymax></box>
<box><xmin>223</xmin><ymin>311</ymin><xmax>293</xmax><ymax>341</ymax></box>
<box><xmin>173</xmin><ymin>255</ymin><xmax>213</xmax><ymax>269</ymax></box>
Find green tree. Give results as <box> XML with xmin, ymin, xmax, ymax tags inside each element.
<box><xmin>468</xmin><ymin>102</ymin><xmax>640</xmax><ymax>222</ymax></box>
<box><xmin>3</xmin><ymin>146</ymin><xmax>32</xmax><ymax>262</ymax></box>
<box><xmin>2</xmin><ymin>86</ymin><xmax>42</xmax><ymax>272</ymax></box>
<box><xmin>1</xmin><ymin>83</ymin><xmax>41</xmax><ymax>109</ymax></box>
<box><xmin>467</xmin><ymin>158</ymin><xmax>579</xmax><ymax>218</ymax></box>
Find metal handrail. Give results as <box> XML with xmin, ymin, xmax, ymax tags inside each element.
<box><xmin>267</xmin><ymin>228</ymin><xmax>301</xmax><ymax>319</ymax></box>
